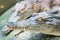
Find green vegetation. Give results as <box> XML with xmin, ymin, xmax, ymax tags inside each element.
<box><xmin>0</xmin><ymin>8</ymin><xmax>12</xmax><ymax>29</ymax></box>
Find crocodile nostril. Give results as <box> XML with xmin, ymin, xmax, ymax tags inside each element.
<box><xmin>18</xmin><ymin>9</ymin><xmax>23</xmax><ymax>14</ymax></box>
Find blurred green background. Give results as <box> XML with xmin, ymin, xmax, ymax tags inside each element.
<box><xmin>0</xmin><ymin>0</ymin><xmax>16</xmax><ymax>15</ymax></box>
<box><xmin>0</xmin><ymin>8</ymin><xmax>12</xmax><ymax>29</ymax></box>
<box><xmin>0</xmin><ymin>0</ymin><xmax>17</xmax><ymax>29</ymax></box>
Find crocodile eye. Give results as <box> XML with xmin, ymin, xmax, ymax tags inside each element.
<box><xmin>36</xmin><ymin>17</ymin><xmax>43</xmax><ymax>22</ymax></box>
